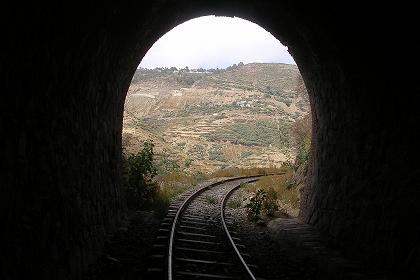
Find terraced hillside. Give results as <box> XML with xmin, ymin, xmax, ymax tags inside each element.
<box><xmin>123</xmin><ymin>63</ymin><xmax>309</xmax><ymax>173</ymax></box>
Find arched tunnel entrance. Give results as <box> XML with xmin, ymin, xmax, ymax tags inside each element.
<box><xmin>2</xmin><ymin>2</ymin><xmax>419</xmax><ymax>279</ymax></box>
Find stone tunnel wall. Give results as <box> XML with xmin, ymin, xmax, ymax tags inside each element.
<box><xmin>291</xmin><ymin>6</ymin><xmax>420</xmax><ymax>272</ymax></box>
<box><xmin>1</xmin><ymin>1</ymin><xmax>419</xmax><ymax>279</ymax></box>
<box><xmin>0</xmin><ymin>5</ymin><xmax>135</xmax><ymax>279</ymax></box>
<box><xmin>298</xmin><ymin>54</ymin><xmax>420</xmax><ymax>273</ymax></box>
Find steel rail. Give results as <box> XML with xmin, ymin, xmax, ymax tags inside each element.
<box><xmin>220</xmin><ymin>178</ymin><xmax>260</xmax><ymax>280</ymax></box>
<box><xmin>167</xmin><ymin>173</ymin><xmax>284</xmax><ymax>279</ymax></box>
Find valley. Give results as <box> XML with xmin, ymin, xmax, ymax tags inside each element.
<box><xmin>123</xmin><ymin>62</ymin><xmax>309</xmax><ymax>174</ymax></box>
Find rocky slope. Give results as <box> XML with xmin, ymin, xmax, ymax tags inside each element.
<box><xmin>123</xmin><ymin>63</ymin><xmax>309</xmax><ymax>173</ymax></box>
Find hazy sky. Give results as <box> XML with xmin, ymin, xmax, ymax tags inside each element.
<box><xmin>139</xmin><ymin>16</ymin><xmax>295</xmax><ymax>69</ymax></box>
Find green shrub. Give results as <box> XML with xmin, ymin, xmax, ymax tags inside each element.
<box><xmin>156</xmin><ymin>149</ymin><xmax>180</xmax><ymax>174</ymax></box>
<box><xmin>263</xmin><ymin>187</ymin><xmax>278</xmax><ymax>216</ymax></box>
<box><xmin>184</xmin><ymin>159</ymin><xmax>192</xmax><ymax>168</ymax></box>
<box><xmin>123</xmin><ymin>140</ymin><xmax>158</xmax><ymax>210</ymax></box>
<box><xmin>244</xmin><ymin>189</ymin><xmax>267</xmax><ymax>221</ymax></box>
<box><xmin>208</xmin><ymin>145</ymin><xmax>225</xmax><ymax>161</ymax></box>
<box><xmin>189</xmin><ymin>144</ymin><xmax>205</xmax><ymax>159</ymax></box>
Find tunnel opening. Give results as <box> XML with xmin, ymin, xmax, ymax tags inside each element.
<box><xmin>121</xmin><ymin>15</ymin><xmax>311</xmax><ymax>215</ymax></box>
<box><xmin>108</xmin><ymin>17</ymin><xmax>314</xmax><ymax>278</ymax></box>
<box><xmin>2</xmin><ymin>2</ymin><xmax>419</xmax><ymax>279</ymax></box>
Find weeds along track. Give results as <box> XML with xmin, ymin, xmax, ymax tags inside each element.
<box><xmin>147</xmin><ymin>176</ymin><xmax>264</xmax><ymax>279</ymax></box>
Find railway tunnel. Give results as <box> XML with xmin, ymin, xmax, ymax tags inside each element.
<box><xmin>1</xmin><ymin>1</ymin><xmax>419</xmax><ymax>279</ymax></box>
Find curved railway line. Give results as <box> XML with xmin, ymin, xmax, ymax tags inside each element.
<box><xmin>147</xmin><ymin>176</ymin><xmax>267</xmax><ymax>279</ymax></box>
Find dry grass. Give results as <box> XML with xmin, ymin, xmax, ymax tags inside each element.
<box><xmin>152</xmin><ymin>171</ymin><xmax>204</xmax><ymax>218</ymax></box>
<box><xmin>243</xmin><ymin>169</ymin><xmax>299</xmax><ymax>209</ymax></box>
<box><xmin>156</xmin><ymin>171</ymin><xmax>200</xmax><ymax>186</ymax></box>
<box><xmin>208</xmin><ymin>167</ymin><xmax>286</xmax><ymax>178</ymax></box>
<box><xmin>155</xmin><ymin>171</ymin><xmax>201</xmax><ymax>200</ymax></box>
<box><xmin>151</xmin><ymin>167</ymin><xmax>297</xmax><ymax>217</ymax></box>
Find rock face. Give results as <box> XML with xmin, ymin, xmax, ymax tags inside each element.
<box><xmin>294</xmin><ymin>162</ymin><xmax>308</xmax><ymax>196</ymax></box>
<box><xmin>1</xmin><ymin>1</ymin><xmax>419</xmax><ymax>279</ymax></box>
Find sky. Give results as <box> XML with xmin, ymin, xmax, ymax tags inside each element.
<box><xmin>139</xmin><ymin>16</ymin><xmax>296</xmax><ymax>69</ymax></box>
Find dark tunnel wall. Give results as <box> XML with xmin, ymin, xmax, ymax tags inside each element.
<box><xmin>1</xmin><ymin>1</ymin><xmax>419</xmax><ymax>279</ymax></box>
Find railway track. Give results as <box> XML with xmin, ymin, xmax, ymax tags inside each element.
<box><xmin>147</xmin><ymin>176</ymin><xmax>265</xmax><ymax>279</ymax></box>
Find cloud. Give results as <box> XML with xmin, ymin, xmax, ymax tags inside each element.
<box><xmin>139</xmin><ymin>16</ymin><xmax>296</xmax><ymax>69</ymax></box>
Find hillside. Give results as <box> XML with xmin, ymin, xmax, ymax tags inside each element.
<box><xmin>123</xmin><ymin>63</ymin><xmax>309</xmax><ymax>174</ymax></box>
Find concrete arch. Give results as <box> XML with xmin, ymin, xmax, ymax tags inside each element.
<box><xmin>1</xmin><ymin>1</ymin><xmax>419</xmax><ymax>279</ymax></box>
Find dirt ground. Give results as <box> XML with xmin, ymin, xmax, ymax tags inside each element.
<box><xmin>84</xmin><ymin>211</ymin><xmax>160</xmax><ymax>280</ymax></box>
